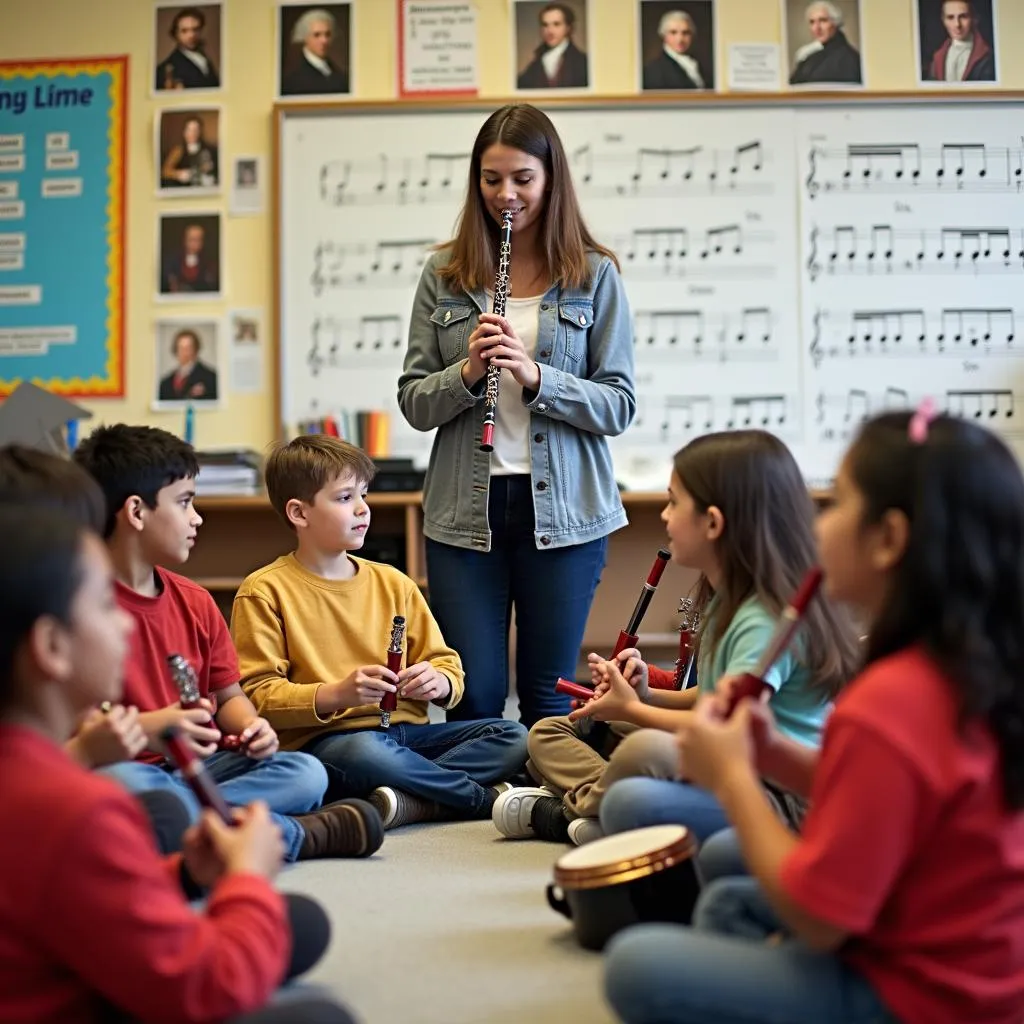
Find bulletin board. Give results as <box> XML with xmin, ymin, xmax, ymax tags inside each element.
<box><xmin>0</xmin><ymin>56</ymin><xmax>127</xmax><ymax>397</ymax></box>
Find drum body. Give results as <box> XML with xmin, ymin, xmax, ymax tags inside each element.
<box><xmin>546</xmin><ymin>825</ymin><xmax>700</xmax><ymax>951</ymax></box>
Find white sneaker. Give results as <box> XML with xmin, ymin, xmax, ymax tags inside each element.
<box><xmin>567</xmin><ymin>816</ymin><xmax>604</xmax><ymax>846</ymax></box>
<box><xmin>492</xmin><ymin>786</ymin><xmax>552</xmax><ymax>838</ymax></box>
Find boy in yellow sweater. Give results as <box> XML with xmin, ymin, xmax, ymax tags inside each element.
<box><xmin>231</xmin><ymin>436</ymin><xmax>528</xmax><ymax>829</ymax></box>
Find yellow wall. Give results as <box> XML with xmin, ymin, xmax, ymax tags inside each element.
<box><xmin>1</xmin><ymin>0</ymin><xmax>1021</xmax><ymax>451</ymax></box>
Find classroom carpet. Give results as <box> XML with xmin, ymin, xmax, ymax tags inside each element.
<box><xmin>276</xmin><ymin>817</ymin><xmax>618</xmax><ymax>1024</ymax></box>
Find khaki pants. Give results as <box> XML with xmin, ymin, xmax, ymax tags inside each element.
<box><xmin>526</xmin><ymin>716</ymin><xmax>680</xmax><ymax>819</ymax></box>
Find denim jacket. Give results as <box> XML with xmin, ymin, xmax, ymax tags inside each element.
<box><xmin>397</xmin><ymin>249</ymin><xmax>636</xmax><ymax>552</ymax></box>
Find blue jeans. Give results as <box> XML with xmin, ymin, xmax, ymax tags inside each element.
<box><xmin>698</xmin><ymin>827</ymin><xmax>747</xmax><ymax>883</ymax></box>
<box><xmin>601</xmin><ymin>777</ymin><xmax>729</xmax><ymax>844</ymax></box>
<box><xmin>303</xmin><ymin>720</ymin><xmax>527</xmax><ymax>815</ymax></box>
<box><xmin>426</xmin><ymin>475</ymin><xmax>608</xmax><ymax>727</ymax></box>
<box><xmin>99</xmin><ymin>751</ymin><xmax>327</xmax><ymax>861</ymax></box>
<box><xmin>604</xmin><ymin>877</ymin><xmax>897</xmax><ymax>1024</ymax></box>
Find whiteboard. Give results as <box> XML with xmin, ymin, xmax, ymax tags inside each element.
<box><xmin>277</xmin><ymin>99</ymin><xmax>1024</xmax><ymax>489</ymax></box>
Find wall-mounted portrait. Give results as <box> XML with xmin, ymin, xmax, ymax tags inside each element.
<box><xmin>154</xmin><ymin>319</ymin><xmax>221</xmax><ymax>409</ymax></box>
<box><xmin>156</xmin><ymin>108</ymin><xmax>220</xmax><ymax>196</ymax></box>
<box><xmin>278</xmin><ymin>3</ymin><xmax>352</xmax><ymax>98</ymax></box>
<box><xmin>638</xmin><ymin>2</ymin><xmax>716</xmax><ymax>92</ymax></box>
<box><xmin>513</xmin><ymin>1</ymin><xmax>591</xmax><ymax>92</ymax></box>
<box><xmin>157</xmin><ymin>213</ymin><xmax>222</xmax><ymax>300</ymax></box>
<box><xmin>153</xmin><ymin>4</ymin><xmax>222</xmax><ymax>93</ymax></box>
<box><xmin>915</xmin><ymin>0</ymin><xmax>998</xmax><ymax>85</ymax></box>
<box><xmin>783</xmin><ymin>0</ymin><xmax>864</xmax><ymax>88</ymax></box>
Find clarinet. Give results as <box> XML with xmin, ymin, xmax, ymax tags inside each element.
<box><xmin>379</xmin><ymin>616</ymin><xmax>406</xmax><ymax>729</ymax></box>
<box><xmin>166</xmin><ymin>652</ymin><xmax>243</xmax><ymax>752</ymax></box>
<box><xmin>673</xmin><ymin>597</ymin><xmax>701</xmax><ymax>690</ymax></box>
<box><xmin>479</xmin><ymin>209</ymin><xmax>514</xmax><ymax>453</ymax></box>
<box><xmin>554</xmin><ymin>549</ymin><xmax>671</xmax><ymax>701</ymax></box>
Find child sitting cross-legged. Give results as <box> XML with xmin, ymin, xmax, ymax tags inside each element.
<box><xmin>73</xmin><ymin>424</ymin><xmax>383</xmax><ymax>861</ymax></box>
<box><xmin>230</xmin><ymin>435</ymin><xmax>528</xmax><ymax>829</ymax></box>
<box><xmin>0</xmin><ymin>503</ymin><xmax>354</xmax><ymax>1024</ymax></box>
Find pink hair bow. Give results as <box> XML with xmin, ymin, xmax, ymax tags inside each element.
<box><xmin>908</xmin><ymin>397</ymin><xmax>937</xmax><ymax>444</ymax></box>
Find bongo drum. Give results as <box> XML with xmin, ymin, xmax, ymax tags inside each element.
<box><xmin>545</xmin><ymin>825</ymin><xmax>700</xmax><ymax>951</ymax></box>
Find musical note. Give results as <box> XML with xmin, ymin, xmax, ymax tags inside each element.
<box><xmin>849</xmin><ymin>309</ymin><xmax>925</xmax><ymax>349</ymax></box>
<box><xmin>946</xmin><ymin>388</ymin><xmax>1014</xmax><ymax>421</ymax></box>
<box><xmin>307</xmin><ymin>238</ymin><xmax>437</xmax><ymax>292</ymax></box>
<box><xmin>726</xmin><ymin>394</ymin><xmax>787</xmax><ymax>429</ymax></box>
<box><xmin>418</xmin><ymin>153</ymin><xmax>462</xmax><ymax>195</ymax></box>
<box><xmin>661</xmin><ymin>396</ymin><xmax>713</xmax><ymax>439</ymax></box>
<box><xmin>633</xmin><ymin>308</ymin><xmax>777</xmax><ymax>361</ymax></box>
<box><xmin>938</xmin><ymin>143</ymin><xmax>987</xmax><ymax>182</ymax></box>
<box><xmin>807</xmin><ymin>224</ymin><xmax>1024</xmax><ymax>278</ymax></box>
<box><xmin>701</xmin><ymin>224</ymin><xmax>742</xmax><ymax>258</ymax></box>
<box><xmin>737</xmin><ymin>307</ymin><xmax>771</xmax><ymax>344</ymax></box>
<box><xmin>730</xmin><ymin>141</ymin><xmax>763</xmax><ymax>176</ymax></box>
<box><xmin>843</xmin><ymin>144</ymin><xmax>921</xmax><ymax>183</ymax></box>
<box><xmin>571</xmin><ymin>144</ymin><xmax>593</xmax><ymax>185</ymax></box>
<box><xmin>806</xmin><ymin>143</ymin><xmax>1024</xmax><ymax>195</ymax></box>
<box><xmin>938</xmin><ymin>308</ymin><xmax>1015</xmax><ymax>348</ymax></box>
<box><xmin>355</xmin><ymin>315</ymin><xmax>403</xmax><ymax>354</ymax></box>
<box><xmin>319</xmin><ymin>160</ymin><xmax>351</xmax><ymax>205</ymax></box>
<box><xmin>811</xmin><ymin>306</ymin><xmax>1019</xmax><ymax>362</ymax></box>
<box><xmin>626</xmin><ymin>228</ymin><xmax>689</xmax><ymax>263</ymax></box>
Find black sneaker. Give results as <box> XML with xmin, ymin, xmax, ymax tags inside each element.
<box><xmin>369</xmin><ymin>786</ymin><xmax>453</xmax><ymax>829</ymax></box>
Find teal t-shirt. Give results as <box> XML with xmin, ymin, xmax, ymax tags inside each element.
<box><xmin>697</xmin><ymin>594</ymin><xmax>829</xmax><ymax>747</ymax></box>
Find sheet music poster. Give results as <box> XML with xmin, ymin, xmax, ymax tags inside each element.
<box><xmin>279</xmin><ymin>102</ymin><xmax>1024</xmax><ymax>488</ymax></box>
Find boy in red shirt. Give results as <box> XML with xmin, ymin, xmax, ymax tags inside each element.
<box><xmin>74</xmin><ymin>424</ymin><xmax>383</xmax><ymax>861</ymax></box>
<box><xmin>603</xmin><ymin>408</ymin><xmax>1024</xmax><ymax>1024</ymax></box>
<box><xmin>0</xmin><ymin>503</ymin><xmax>353</xmax><ymax>1023</ymax></box>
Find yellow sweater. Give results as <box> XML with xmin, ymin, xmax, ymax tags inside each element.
<box><xmin>231</xmin><ymin>553</ymin><xmax>465</xmax><ymax>750</ymax></box>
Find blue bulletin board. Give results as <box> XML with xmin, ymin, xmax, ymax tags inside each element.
<box><xmin>0</xmin><ymin>57</ymin><xmax>126</xmax><ymax>397</ymax></box>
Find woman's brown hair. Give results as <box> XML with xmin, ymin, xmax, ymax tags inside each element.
<box><xmin>675</xmin><ymin>430</ymin><xmax>861</xmax><ymax>697</ymax></box>
<box><xmin>438</xmin><ymin>104</ymin><xmax>618</xmax><ymax>293</ymax></box>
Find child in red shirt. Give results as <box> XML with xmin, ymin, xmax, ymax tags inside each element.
<box><xmin>73</xmin><ymin>424</ymin><xmax>383</xmax><ymax>861</ymax></box>
<box><xmin>0</xmin><ymin>503</ymin><xmax>353</xmax><ymax>1023</ymax></box>
<box><xmin>603</xmin><ymin>407</ymin><xmax>1024</xmax><ymax>1024</ymax></box>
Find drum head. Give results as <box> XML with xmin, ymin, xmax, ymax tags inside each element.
<box><xmin>556</xmin><ymin>824</ymin><xmax>688</xmax><ymax>871</ymax></box>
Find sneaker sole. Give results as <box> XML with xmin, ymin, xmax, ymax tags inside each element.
<box><xmin>492</xmin><ymin>788</ymin><xmax>550</xmax><ymax>839</ymax></box>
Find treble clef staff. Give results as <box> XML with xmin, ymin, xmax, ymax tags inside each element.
<box><xmin>398</xmin><ymin>103</ymin><xmax>636</xmax><ymax>728</ymax></box>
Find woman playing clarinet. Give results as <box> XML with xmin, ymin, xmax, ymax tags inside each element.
<box><xmin>398</xmin><ymin>103</ymin><xmax>635</xmax><ymax>728</ymax></box>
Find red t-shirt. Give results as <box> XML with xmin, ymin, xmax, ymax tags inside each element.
<box><xmin>780</xmin><ymin>646</ymin><xmax>1024</xmax><ymax>1024</ymax></box>
<box><xmin>117</xmin><ymin>568</ymin><xmax>239</xmax><ymax>764</ymax></box>
<box><xmin>0</xmin><ymin>725</ymin><xmax>288</xmax><ymax>1023</ymax></box>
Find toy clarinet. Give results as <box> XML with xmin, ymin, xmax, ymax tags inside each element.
<box><xmin>166</xmin><ymin>652</ymin><xmax>243</xmax><ymax>752</ymax></box>
<box><xmin>160</xmin><ymin>724</ymin><xmax>234</xmax><ymax>825</ymax></box>
<box><xmin>723</xmin><ymin>566</ymin><xmax>824</xmax><ymax>716</ymax></box>
<box><xmin>479</xmin><ymin>208</ymin><xmax>513</xmax><ymax>453</ymax></box>
<box><xmin>673</xmin><ymin>596</ymin><xmax>701</xmax><ymax>690</ymax></box>
<box><xmin>379</xmin><ymin>615</ymin><xmax>406</xmax><ymax>729</ymax></box>
<box><xmin>555</xmin><ymin>549</ymin><xmax>671</xmax><ymax>701</ymax></box>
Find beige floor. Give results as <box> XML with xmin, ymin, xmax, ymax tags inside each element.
<box><xmin>277</xmin><ymin>818</ymin><xmax>618</xmax><ymax>1024</ymax></box>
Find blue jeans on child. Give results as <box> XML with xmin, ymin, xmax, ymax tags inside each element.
<box><xmin>425</xmin><ymin>475</ymin><xmax>608</xmax><ymax>728</ymax></box>
<box><xmin>99</xmin><ymin>750</ymin><xmax>327</xmax><ymax>861</ymax></box>
<box><xmin>604</xmin><ymin>877</ymin><xmax>898</xmax><ymax>1024</ymax></box>
<box><xmin>303</xmin><ymin>719</ymin><xmax>528</xmax><ymax>814</ymax></box>
<box><xmin>601</xmin><ymin>776</ymin><xmax>730</xmax><ymax>844</ymax></box>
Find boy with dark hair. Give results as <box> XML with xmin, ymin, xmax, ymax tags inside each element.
<box><xmin>231</xmin><ymin>435</ymin><xmax>527</xmax><ymax>829</ymax></box>
<box><xmin>74</xmin><ymin>424</ymin><xmax>383</xmax><ymax>859</ymax></box>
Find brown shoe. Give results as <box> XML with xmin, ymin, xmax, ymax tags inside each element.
<box><xmin>295</xmin><ymin>798</ymin><xmax>384</xmax><ymax>859</ymax></box>
<box><xmin>368</xmin><ymin>786</ymin><xmax>454</xmax><ymax>829</ymax></box>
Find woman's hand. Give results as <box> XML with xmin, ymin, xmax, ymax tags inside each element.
<box><xmin>470</xmin><ymin>313</ymin><xmax>541</xmax><ymax>391</ymax></box>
